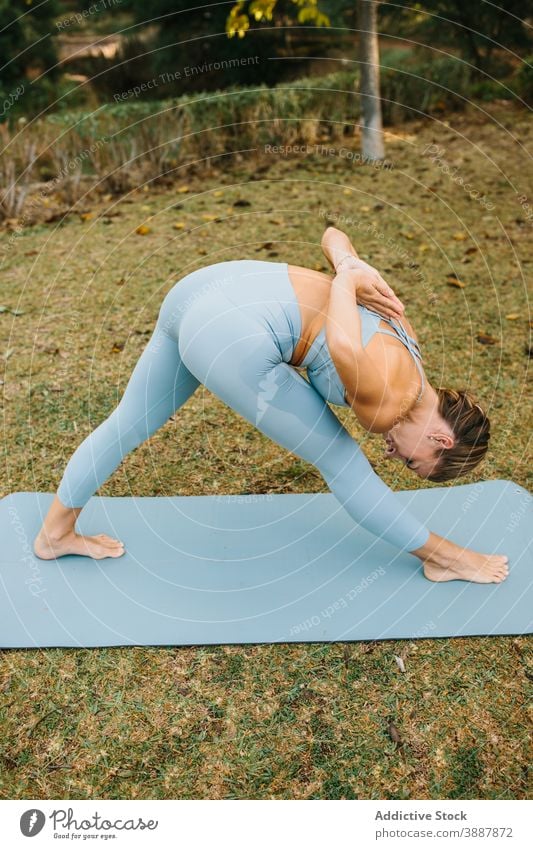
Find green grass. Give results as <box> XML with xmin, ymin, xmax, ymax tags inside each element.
<box><xmin>0</xmin><ymin>99</ymin><xmax>531</xmax><ymax>799</ymax></box>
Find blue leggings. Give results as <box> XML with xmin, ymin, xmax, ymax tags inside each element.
<box><xmin>57</xmin><ymin>260</ymin><xmax>430</xmax><ymax>552</ymax></box>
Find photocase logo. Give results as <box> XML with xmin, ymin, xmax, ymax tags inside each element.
<box><xmin>20</xmin><ymin>809</ymin><xmax>46</xmax><ymax>836</ymax></box>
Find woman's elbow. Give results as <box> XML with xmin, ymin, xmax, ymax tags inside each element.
<box><xmin>321</xmin><ymin>226</ymin><xmax>341</xmax><ymax>247</ymax></box>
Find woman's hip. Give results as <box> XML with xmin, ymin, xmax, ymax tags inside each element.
<box><xmin>157</xmin><ymin>260</ymin><xmax>302</xmax><ymax>362</ymax></box>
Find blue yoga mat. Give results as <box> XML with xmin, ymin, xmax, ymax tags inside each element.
<box><xmin>0</xmin><ymin>480</ymin><xmax>531</xmax><ymax>648</ymax></box>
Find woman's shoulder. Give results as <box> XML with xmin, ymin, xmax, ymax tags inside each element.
<box><xmin>347</xmin><ymin>390</ymin><xmax>414</xmax><ymax>434</ymax></box>
<box><xmin>346</xmin><ymin>339</ymin><xmax>422</xmax><ymax>432</ymax></box>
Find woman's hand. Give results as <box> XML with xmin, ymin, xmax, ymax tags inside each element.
<box><xmin>336</xmin><ymin>257</ymin><xmax>405</xmax><ymax>321</ymax></box>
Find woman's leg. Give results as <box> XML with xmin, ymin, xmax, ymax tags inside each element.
<box><xmin>178</xmin><ymin>290</ymin><xmax>431</xmax><ymax>553</ymax></box>
<box><xmin>34</xmin><ymin>298</ymin><xmax>200</xmax><ymax>560</ymax></box>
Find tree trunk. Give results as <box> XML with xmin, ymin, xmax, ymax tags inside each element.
<box><xmin>357</xmin><ymin>0</ymin><xmax>384</xmax><ymax>161</ymax></box>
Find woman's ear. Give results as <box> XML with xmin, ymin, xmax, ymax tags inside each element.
<box><xmin>429</xmin><ymin>432</ymin><xmax>455</xmax><ymax>450</ymax></box>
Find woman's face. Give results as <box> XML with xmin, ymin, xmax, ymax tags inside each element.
<box><xmin>383</xmin><ymin>419</ymin><xmax>442</xmax><ymax>479</ymax></box>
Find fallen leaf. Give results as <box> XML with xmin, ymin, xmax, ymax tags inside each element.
<box><xmin>343</xmin><ymin>645</ymin><xmax>352</xmax><ymax>670</ymax></box>
<box><xmin>201</xmin><ymin>213</ymin><xmax>217</xmax><ymax>221</ymax></box>
<box><xmin>0</xmin><ymin>306</ymin><xmax>23</xmax><ymax>315</ymax></box>
<box><xmin>111</xmin><ymin>341</ymin><xmax>125</xmax><ymax>353</ymax></box>
<box><xmin>343</xmin><ymin>188</ymin><xmax>352</xmax><ymax>195</ymax></box>
<box><xmin>394</xmin><ymin>655</ymin><xmax>406</xmax><ymax>673</ymax></box>
<box><xmin>213</xmin><ymin>190</ymin><xmax>224</xmax><ymax>198</ymax></box>
<box><xmin>477</xmin><ymin>333</ymin><xmax>499</xmax><ymax>345</ymax></box>
<box><xmin>173</xmin><ymin>222</ymin><xmax>186</xmax><ymax>230</ymax></box>
<box><xmin>79</xmin><ymin>212</ymin><xmax>93</xmax><ymax>222</ymax></box>
<box><xmin>387</xmin><ymin>721</ymin><xmax>403</xmax><ymax>747</ymax></box>
<box><xmin>453</xmin><ymin>232</ymin><xmax>467</xmax><ymax>241</ymax></box>
<box><xmin>446</xmin><ymin>276</ymin><xmax>466</xmax><ymax>288</ymax></box>
<box><xmin>177</xmin><ymin>186</ymin><xmax>190</xmax><ymax>193</ymax></box>
<box><xmin>464</xmin><ymin>246</ymin><xmax>478</xmax><ymax>255</ymax></box>
<box><xmin>360</xmin><ymin>205</ymin><xmax>370</xmax><ymax>212</ymax></box>
<box><xmin>505</xmin><ymin>313</ymin><xmax>520</xmax><ymax>320</ymax></box>
<box><xmin>135</xmin><ymin>225</ymin><xmax>151</xmax><ymax>235</ymax></box>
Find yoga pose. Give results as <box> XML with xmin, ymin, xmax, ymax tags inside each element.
<box><xmin>33</xmin><ymin>226</ymin><xmax>509</xmax><ymax>583</ymax></box>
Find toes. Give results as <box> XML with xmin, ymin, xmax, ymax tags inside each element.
<box><xmin>97</xmin><ymin>534</ymin><xmax>120</xmax><ymax>543</ymax></box>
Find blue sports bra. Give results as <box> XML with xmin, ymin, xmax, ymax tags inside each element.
<box><xmin>298</xmin><ymin>304</ymin><xmax>425</xmax><ymax>407</ymax></box>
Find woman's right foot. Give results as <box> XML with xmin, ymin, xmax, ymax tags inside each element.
<box><xmin>423</xmin><ymin>550</ymin><xmax>509</xmax><ymax>584</ymax></box>
<box><xmin>33</xmin><ymin>530</ymin><xmax>125</xmax><ymax>561</ymax></box>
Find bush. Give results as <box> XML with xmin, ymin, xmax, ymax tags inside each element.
<box><xmin>0</xmin><ymin>69</ymin><xmax>360</xmax><ymax>220</ymax></box>
<box><xmin>0</xmin><ymin>56</ymin><xmax>528</xmax><ymax>224</ymax></box>
<box><xmin>514</xmin><ymin>56</ymin><xmax>533</xmax><ymax>106</ymax></box>
<box><xmin>380</xmin><ymin>53</ymin><xmax>473</xmax><ymax>122</ymax></box>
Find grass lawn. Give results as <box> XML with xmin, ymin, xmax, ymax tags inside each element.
<box><xmin>0</xmin><ymin>99</ymin><xmax>531</xmax><ymax>799</ymax></box>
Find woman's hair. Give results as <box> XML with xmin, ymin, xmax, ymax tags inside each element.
<box><xmin>427</xmin><ymin>388</ymin><xmax>491</xmax><ymax>483</ymax></box>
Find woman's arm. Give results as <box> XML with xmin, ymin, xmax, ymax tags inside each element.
<box><xmin>321</xmin><ymin>227</ymin><xmax>405</xmax><ymax>319</ymax></box>
<box><xmin>325</xmin><ymin>269</ymin><xmax>394</xmax><ymax>431</ymax></box>
<box><xmin>321</xmin><ymin>226</ymin><xmax>361</xmax><ymax>272</ymax></box>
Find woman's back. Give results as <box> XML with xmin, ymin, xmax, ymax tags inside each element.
<box><xmin>287</xmin><ymin>263</ymin><xmax>425</xmax><ymax>410</ymax></box>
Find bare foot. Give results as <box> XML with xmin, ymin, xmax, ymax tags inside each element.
<box><xmin>423</xmin><ymin>550</ymin><xmax>509</xmax><ymax>584</ymax></box>
<box><xmin>33</xmin><ymin>529</ymin><xmax>125</xmax><ymax>561</ymax></box>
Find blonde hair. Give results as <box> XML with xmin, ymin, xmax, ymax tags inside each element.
<box><xmin>427</xmin><ymin>388</ymin><xmax>490</xmax><ymax>482</ymax></box>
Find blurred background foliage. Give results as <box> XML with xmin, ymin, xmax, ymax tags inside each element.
<box><xmin>0</xmin><ymin>0</ymin><xmax>531</xmax><ymax>119</ymax></box>
<box><xmin>0</xmin><ymin>1</ymin><xmax>531</xmax><ymax>221</ymax></box>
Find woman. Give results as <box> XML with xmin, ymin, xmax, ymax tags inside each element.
<box><xmin>33</xmin><ymin>226</ymin><xmax>509</xmax><ymax>584</ymax></box>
